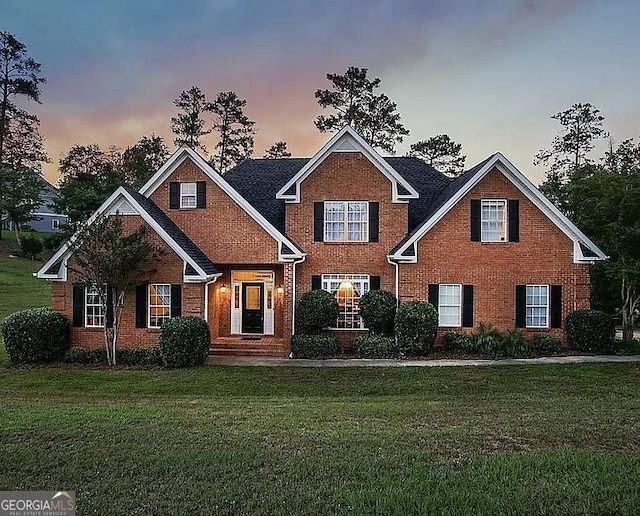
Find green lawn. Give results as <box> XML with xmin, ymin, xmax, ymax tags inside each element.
<box><xmin>0</xmin><ymin>363</ymin><xmax>638</xmax><ymax>514</ymax></box>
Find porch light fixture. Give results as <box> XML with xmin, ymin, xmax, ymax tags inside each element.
<box><xmin>220</xmin><ymin>284</ymin><xmax>227</xmax><ymax>294</ymax></box>
<box><xmin>276</xmin><ymin>285</ymin><xmax>284</xmax><ymax>295</ymax></box>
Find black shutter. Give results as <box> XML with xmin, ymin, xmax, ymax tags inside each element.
<box><xmin>135</xmin><ymin>284</ymin><xmax>147</xmax><ymax>328</ymax></box>
<box><xmin>171</xmin><ymin>285</ymin><xmax>182</xmax><ymax>318</ymax></box>
<box><xmin>106</xmin><ymin>286</ymin><xmax>114</xmax><ymax>328</ymax></box>
<box><xmin>369</xmin><ymin>202</ymin><xmax>379</xmax><ymax>242</ymax></box>
<box><xmin>550</xmin><ymin>285</ymin><xmax>562</xmax><ymax>328</ymax></box>
<box><xmin>196</xmin><ymin>181</ymin><xmax>206</xmax><ymax>208</ymax></box>
<box><xmin>470</xmin><ymin>200</ymin><xmax>481</xmax><ymax>241</ymax></box>
<box><xmin>515</xmin><ymin>285</ymin><xmax>526</xmax><ymax>328</ymax></box>
<box><xmin>462</xmin><ymin>285</ymin><xmax>474</xmax><ymax>328</ymax></box>
<box><xmin>311</xmin><ymin>275</ymin><xmax>321</xmax><ymax>290</ymax></box>
<box><xmin>313</xmin><ymin>202</ymin><xmax>324</xmax><ymax>242</ymax></box>
<box><xmin>508</xmin><ymin>199</ymin><xmax>520</xmax><ymax>242</ymax></box>
<box><xmin>428</xmin><ymin>284</ymin><xmax>439</xmax><ymax>309</ymax></box>
<box><xmin>169</xmin><ymin>182</ymin><xmax>180</xmax><ymax>209</ymax></box>
<box><xmin>72</xmin><ymin>283</ymin><xmax>84</xmax><ymax>327</ymax></box>
<box><xmin>370</xmin><ymin>276</ymin><xmax>381</xmax><ymax>290</ymax></box>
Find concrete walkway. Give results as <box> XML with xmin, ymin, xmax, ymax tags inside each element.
<box><xmin>207</xmin><ymin>354</ymin><xmax>640</xmax><ymax>368</ymax></box>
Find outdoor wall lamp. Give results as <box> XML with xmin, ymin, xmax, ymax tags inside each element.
<box><xmin>220</xmin><ymin>284</ymin><xmax>227</xmax><ymax>294</ymax></box>
<box><xmin>276</xmin><ymin>285</ymin><xmax>284</xmax><ymax>295</ymax></box>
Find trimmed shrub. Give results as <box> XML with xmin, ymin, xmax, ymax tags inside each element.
<box><xmin>19</xmin><ymin>236</ymin><xmax>43</xmax><ymax>260</ymax></box>
<box><xmin>614</xmin><ymin>339</ymin><xmax>640</xmax><ymax>356</ymax></box>
<box><xmin>63</xmin><ymin>346</ymin><xmax>162</xmax><ymax>366</ymax></box>
<box><xmin>532</xmin><ymin>333</ymin><xmax>562</xmax><ymax>354</ymax></box>
<box><xmin>565</xmin><ymin>310</ymin><xmax>615</xmax><ymax>353</ymax></box>
<box><xmin>42</xmin><ymin>232</ymin><xmax>67</xmax><ymax>252</ymax></box>
<box><xmin>359</xmin><ymin>290</ymin><xmax>397</xmax><ymax>336</ymax></box>
<box><xmin>395</xmin><ymin>301</ymin><xmax>438</xmax><ymax>356</ymax></box>
<box><xmin>355</xmin><ymin>334</ymin><xmax>397</xmax><ymax>358</ymax></box>
<box><xmin>443</xmin><ymin>330</ymin><xmax>473</xmax><ymax>351</ymax></box>
<box><xmin>296</xmin><ymin>290</ymin><xmax>339</xmax><ymax>334</ymax></box>
<box><xmin>290</xmin><ymin>333</ymin><xmax>338</xmax><ymax>359</ymax></box>
<box><xmin>159</xmin><ymin>317</ymin><xmax>210</xmax><ymax>368</ymax></box>
<box><xmin>1</xmin><ymin>308</ymin><xmax>69</xmax><ymax>363</ymax></box>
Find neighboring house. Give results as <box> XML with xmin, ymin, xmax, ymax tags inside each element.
<box><xmin>36</xmin><ymin>126</ymin><xmax>606</xmax><ymax>356</ymax></box>
<box><xmin>1</xmin><ymin>179</ymin><xmax>68</xmax><ymax>233</ymax></box>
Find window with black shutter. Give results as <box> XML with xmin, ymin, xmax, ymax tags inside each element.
<box><xmin>313</xmin><ymin>202</ymin><xmax>324</xmax><ymax>242</ymax></box>
<box><xmin>368</xmin><ymin>202</ymin><xmax>379</xmax><ymax>242</ymax></box>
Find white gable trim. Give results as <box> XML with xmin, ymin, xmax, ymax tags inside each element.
<box><xmin>390</xmin><ymin>153</ymin><xmax>607</xmax><ymax>263</ymax></box>
<box><xmin>139</xmin><ymin>145</ymin><xmax>304</xmax><ymax>259</ymax></box>
<box><xmin>35</xmin><ymin>187</ymin><xmax>220</xmax><ymax>282</ymax></box>
<box><xmin>275</xmin><ymin>126</ymin><xmax>418</xmax><ymax>203</ymax></box>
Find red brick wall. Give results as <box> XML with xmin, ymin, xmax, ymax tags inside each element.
<box><xmin>55</xmin><ymin>215</ymin><xmax>204</xmax><ymax>349</ymax></box>
<box><xmin>286</xmin><ymin>152</ymin><xmax>408</xmax><ymax>346</ymax></box>
<box><xmin>399</xmin><ymin>167</ymin><xmax>591</xmax><ymax>341</ymax></box>
<box><xmin>150</xmin><ymin>158</ymin><xmax>280</xmax><ymax>264</ymax></box>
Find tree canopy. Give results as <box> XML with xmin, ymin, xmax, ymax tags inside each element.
<box><xmin>263</xmin><ymin>141</ymin><xmax>291</xmax><ymax>158</ymax></box>
<box><xmin>314</xmin><ymin>66</ymin><xmax>408</xmax><ymax>153</ymax></box>
<box><xmin>170</xmin><ymin>86</ymin><xmax>211</xmax><ymax>152</ymax></box>
<box><xmin>409</xmin><ymin>134</ymin><xmax>466</xmax><ymax>176</ymax></box>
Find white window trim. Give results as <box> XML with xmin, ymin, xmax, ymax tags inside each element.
<box><xmin>480</xmin><ymin>198</ymin><xmax>508</xmax><ymax>243</ymax></box>
<box><xmin>85</xmin><ymin>284</ymin><xmax>106</xmax><ymax>328</ymax></box>
<box><xmin>148</xmin><ymin>283</ymin><xmax>172</xmax><ymax>329</ymax></box>
<box><xmin>321</xmin><ymin>273</ymin><xmax>370</xmax><ymax>330</ymax></box>
<box><xmin>438</xmin><ymin>283</ymin><xmax>462</xmax><ymax>327</ymax></box>
<box><xmin>180</xmin><ymin>182</ymin><xmax>197</xmax><ymax>209</ymax></box>
<box><xmin>526</xmin><ymin>284</ymin><xmax>550</xmax><ymax>329</ymax></box>
<box><xmin>323</xmin><ymin>201</ymin><xmax>369</xmax><ymax>242</ymax></box>
<box><xmin>52</xmin><ymin>219</ymin><xmax>60</xmax><ymax>230</ymax></box>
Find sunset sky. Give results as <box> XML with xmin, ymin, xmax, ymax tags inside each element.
<box><xmin>4</xmin><ymin>0</ymin><xmax>640</xmax><ymax>185</ymax></box>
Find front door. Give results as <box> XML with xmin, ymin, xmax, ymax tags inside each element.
<box><xmin>242</xmin><ymin>283</ymin><xmax>264</xmax><ymax>333</ymax></box>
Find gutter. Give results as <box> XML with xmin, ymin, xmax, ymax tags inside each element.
<box><xmin>290</xmin><ymin>256</ymin><xmax>306</xmax><ymax>335</ymax></box>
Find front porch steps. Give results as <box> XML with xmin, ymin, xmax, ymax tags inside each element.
<box><xmin>210</xmin><ymin>336</ymin><xmax>288</xmax><ymax>357</ymax></box>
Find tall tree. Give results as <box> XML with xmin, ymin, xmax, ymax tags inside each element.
<box><xmin>0</xmin><ymin>165</ymin><xmax>42</xmax><ymax>244</ymax></box>
<box><xmin>263</xmin><ymin>141</ymin><xmax>291</xmax><ymax>158</ymax></box>
<box><xmin>0</xmin><ymin>32</ymin><xmax>45</xmax><ymax>165</ymax></box>
<box><xmin>208</xmin><ymin>91</ymin><xmax>255</xmax><ymax>173</ymax></box>
<box><xmin>409</xmin><ymin>134</ymin><xmax>466</xmax><ymax>176</ymax></box>
<box><xmin>603</xmin><ymin>137</ymin><xmax>640</xmax><ymax>175</ymax></box>
<box><xmin>314</xmin><ymin>66</ymin><xmax>409</xmax><ymax>153</ymax></box>
<box><xmin>170</xmin><ymin>86</ymin><xmax>211</xmax><ymax>152</ymax></box>
<box><xmin>535</xmin><ymin>103</ymin><xmax>606</xmax><ymax>213</ymax></box>
<box><xmin>55</xmin><ymin>144</ymin><xmax>124</xmax><ymax>226</ymax></box>
<box><xmin>1</xmin><ymin>107</ymin><xmax>48</xmax><ymax>169</ymax></box>
<box><xmin>122</xmin><ymin>134</ymin><xmax>169</xmax><ymax>188</ymax></box>
<box><xmin>68</xmin><ymin>215</ymin><xmax>160</xmax><ymax>366</ymax></box>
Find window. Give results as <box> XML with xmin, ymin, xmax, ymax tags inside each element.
<box><xmin>85</xmin><ymin>284</ymin><xmax>106</xmax><ymax>327</ymax></box>
<box><xmin>180</xmin><ymin>182</ymin><xmax>197</xmax><ymax>208</ymax></box>
<box><xmin>438</xmin><ymin>284</ymin><xmax>462</xmax><ymax>327</ymax></box>
<box><xmin>324</xmin><ymin>201</ymin><xmax>368</xmax><ymax>242</ymax></box>
<box><xmin>52</xmin><ymin>219</ymin><xmax>60</xmax><ymax>230</ymax></box>
<box><xmin>481</xmin><ymin>199</ymin><xmax>507</xmax><ymax>242</ymax></box>
<box><xmin>148</xmin><ymin>284</ymin><xmax>171</xmax><ymax>328</ymax></box>
<box><xmin>322</xmin><ymin>274</ymin><xmax>369</xmax><ymax>329</ymax></box>
<box><xmin>526</xmin><ymin>285</ymin><xmax>549</xmax><ymax>328</ymax></box>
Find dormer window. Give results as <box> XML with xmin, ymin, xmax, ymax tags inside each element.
<box><xmin>481</xmin><ymin>199</ymin><xmax>507</xmax><ymax>242</ymax></box>
<box><xmin>323</xmin><ymin>201</ymin><xmax>368</xmax><ymax>242</ymax></box>
<box><xmin>180</xmin><ymin>182</ymin><xmax>197</xmax><ymax>208</ymax></box>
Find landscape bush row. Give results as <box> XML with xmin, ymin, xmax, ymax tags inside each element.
<box><xmin>1</xmin><ymin>308</ymin><xmax>210</xmax><ymax>367</ymax></box>
<box><xmin>291</xmin><ymin>290</ymin><xmax>622</xmax><ymax>359</ymax></box>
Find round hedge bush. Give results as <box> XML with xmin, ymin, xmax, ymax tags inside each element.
<box><xmin>1</xmin><ymin>308</ymin><xmax>69</xmax><ymax>363</ymax></box>
<box><xmin>359</xmin><ymin>290</ymin><xmax>397</xmax><ymax>336</ymax></box>
<box><xmin>565</xmin><ymin>309</ymin><xmax>615</xmax><ymax>352</ymax></box>
<box><xmin>394</xmin><ymin>301</ymin><xmax>438</xmax><ymax>355</ymax></box>
<box><xmin>296</xmin><ymin>290</ymin><xmax>338</xmax><ymax>334</ymax></box>
<box><xmin>290</xmin><ymin>333</ymin><xmax>338</xmax><ymax>359</ymax></box>
<box><xmin>159</xmin><ymin>317</ymin><xmax>210</xmax><ymax>368</ymax></box>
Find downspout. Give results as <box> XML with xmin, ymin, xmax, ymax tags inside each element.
<box><xmin>203</xmin><ymin>276</ymin><xmax>219</xmax><ymax>322</ymax></box>
<box><xmin>290</xmin><ymin>256</ymin><xmax>306</xmax><ymax>335</ymax></box>
<box><xmin>387</xmin><ymin>256</ymin><xmax>400</xmax><ymax>302</ymax></box>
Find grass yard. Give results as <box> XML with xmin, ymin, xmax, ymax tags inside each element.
<box><xmin>0</xmin><ymin>363</ymin><xmax>638</xmax><ymax>514</ymax></box>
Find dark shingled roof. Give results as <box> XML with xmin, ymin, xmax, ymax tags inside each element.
<box><xmin>126</xmin><ymin>189</ymin><xmax>218</xmax><ymax>276</ymax></box>
<box><xmin>224</xmin><ymin>158</ymin><xmax>309</xmax><ymax>232</ymax></box>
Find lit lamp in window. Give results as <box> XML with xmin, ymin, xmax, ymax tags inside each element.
<box><xmin>220</xmin><ymin>284</ymin><xmax>227</xmax><ymax>294</ymax></box>
<box><xmin>276</xmin><ymin>285</ymin><xmax>284</xmax><ymax>295</ymax></box>
<box><xmin>336</xmin><ymin>281</ymin><xmax>354</xmax><ymax>306</ymax></box>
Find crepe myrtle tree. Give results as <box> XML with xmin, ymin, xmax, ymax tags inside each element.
<box><xmin>68</xmin><ymin>214</ymin><xmax>161</xmax><ymax>365</ymax></box>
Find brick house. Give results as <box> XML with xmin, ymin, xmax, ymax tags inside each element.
<box><xmin>36</xmin><ymin>126</ymin><xmax>606</xmax><ymax>355</ymax></box>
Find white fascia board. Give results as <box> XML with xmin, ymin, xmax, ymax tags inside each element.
<box><xmin>390</xmin><ymin>152</ymin><xmax>607</xmax><ymax>262</ymax></box>
<box><xmin>139</xmin><ymin>145</ymin><xmax>304</xmax><ymax>258</ymax></box>
<box><xmin>276</xmin><ymin>126</ymin><xmax>418</xmax><ymax>203</ymax></box>
<box><xmin>36</xmin><ymin>187</ymin><xmax>210</xmax><ymax>281</ymax></box>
